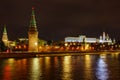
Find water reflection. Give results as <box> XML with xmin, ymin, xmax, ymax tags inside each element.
<box><xmin>111</xmin><ymin>52</ymin><xmax>119</xmax><ymax>59</ymax></box>
<box><xmin>0</xmin><ymin>53</ymin><xmax>120</xmax><ymax>80</ymax></box>
<box><xmin>100</xmin><ymin>54</ymin><xmax>107</xmax><ymax>59</ymax></box>
<box><xmin>30</xmin><ymin>58</ymin><xmax>41</xmax><ymax>80</ymax></box>
<box><xmin>62</xmin><ymin>56</ymin><xmax>72</xmax><ymax>80</ymax></box>
<box><xmin>85</xmin><ymin>55</ymin><xmax>91</xmax><ymax>69</ymax></box>
<box><xmin>8</xmin><ymin>58</ymin><xmax>15</xmax><ymax>64</ymax></box>
<box><xmin>45</xmin><ymin>57</ymin><xmax>51</xmax><ymax>69</ymax></box>
<box><xmin>54</xmin><ymin>57</ymin><xmax>58</xmax><ymax>67</ymax></box>
<box><xmin>45</xmin><ymin>57</ymin><xmax>51</xmax><ymax>73</ymax></box>
<box><xmin>3</xmin><ymin>58</ymin><xmax>15</xmax><ymax>80</ymax></box>
<box><xmin>84</xmin><ymin>55</ymin><xmax>92</xmax><ymax>79</ymax></box>
<box><xmin>96</xmin><ymin>56</ymin><xmax>109</xmax><ymax>80</ymax></box>
<box><xmin>3</xmin><ymin>65</ymin><xmax>11</xmax><ymax>80</ymax></box>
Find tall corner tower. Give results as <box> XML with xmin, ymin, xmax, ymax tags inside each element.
<box><xmin>28</xmin><ymin>7</ymin><xmax>38</xmax><ymax>52</ymax></box>
<box><xmin>2</xmin><ymin>26</ymin><xmax>9</xmax><ymax>46</ymax></box>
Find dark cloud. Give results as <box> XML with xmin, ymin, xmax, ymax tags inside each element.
<box><xmin>0</xmin><ymin>0</ymin><xmax>120</xmax><ymax>41</ymax></box>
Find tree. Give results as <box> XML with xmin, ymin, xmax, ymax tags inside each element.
<box><xmin>0</xmin><ymin>41</ymin><xmax>7</xmax><ymax>52</ymax></box>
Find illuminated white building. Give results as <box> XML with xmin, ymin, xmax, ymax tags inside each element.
<box><xmin>99</xmin><ymin>32</ymin><xmax>112</xmax><ymax>43</ymax></box>
<box><xmin>65</xmin><ymin>32</ymin><xmax>114</xmax><ymax>43</ymax></box>
<box><xmin>65</xmin><ymin>35</ymin><xmax>97</xmax><ymax>43</ymax></box>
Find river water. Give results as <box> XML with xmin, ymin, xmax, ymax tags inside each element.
<box><xmin>0</xmin><ymin>52</ymin><xmax>120</xmax><ymax>80</ymax></box>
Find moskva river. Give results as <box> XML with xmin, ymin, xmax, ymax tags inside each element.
<box><xmin>0</xmin><ymin>52</ymin><xmax>120</xmax><ymax>80</ymax></box>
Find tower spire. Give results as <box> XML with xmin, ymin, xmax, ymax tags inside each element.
<box><xmin>2</xmin><ymin>25</ymin><xmax>9</xmax><ymax>47</ymax></box>
<box><xmin>3</xmin><ymin>25</ymin><xmax>7</xmax><ymax>34</ymax></box>
<box><xmin>30</xmin><ymin>7</ymin><xmax>37</xmax><ymax>27</ymax></box>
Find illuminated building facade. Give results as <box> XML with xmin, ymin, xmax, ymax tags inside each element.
<box><xmin>99</xmin><ymin>32</ymin><xmax>112</xmax><ymax>43</ymax></box>
<box><xmin>2</xmin><ymin>26</ymin><xmax>9</xmax><ymax>47</ymax></box>
<box><xmin>65</xmin><ymin>32</ymin><xmax>114</xmax><ymax>43</ymax></box>
<box><xmin>65</xmin><ymin>35</ymin><xmax>97</xmax><ymax>43</ymax></box>
<box><xmin>28</xmin><ymin>7</ymin><xmax>38</xmax><ymax>52</ymax></box>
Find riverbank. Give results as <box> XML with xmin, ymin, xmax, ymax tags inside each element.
<box><xmin>0</xmin><ymin>50</ymin><xmax>120</xmax><ymax>58</ymax></box>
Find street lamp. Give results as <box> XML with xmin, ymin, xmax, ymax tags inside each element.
<box><xmin>35</xmin><ymin>42</ymin><xmax>37</xmax><ymax>46</ymax></box>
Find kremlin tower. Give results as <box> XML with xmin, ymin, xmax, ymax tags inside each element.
<box><xmin>28</xmin><ymin>7</ymin><xmax>38</xmax><ymax>52</ymax></box>
<box><xmin>2</xmin><ymin>26</ymin><xmax>9</xmax><ymax>47</ymax></box>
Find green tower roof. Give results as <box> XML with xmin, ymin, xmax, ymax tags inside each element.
<box><xmin>3</xmin><ymin>25</ymin><xmax>7</xmax><ymax>34</ymax></box>
<box><xmin>30</xmin><ymin>7</ymin><xmax>37</xmax><ymax>27</ymax></box>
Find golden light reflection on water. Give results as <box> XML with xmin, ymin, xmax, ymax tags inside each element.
<box><xmin>1</xmin><ymin>52</ymin><xmax>120</xmax><ymax>80</ymax></box>
<box><xmin>22</xmin><ymin>59</ymin><xmax>27</xmax><ymax>65</ymax></box>
<box><xmin>62</xmin><ymin>56</ymin><xmax>72</xmax><ymax>80</ymax></box>
<box><xmin>44</xmin><ymin>57</ymin><xmax>51</xmax><ymax>79</ymax></box>
<box><xmin>54</xmin><ymin>57</ymin><xmax>58</xmax><ymax>67</ymax></box>
<box><xmin>45</xmin><ymin>57</ymin><xmax>51</xmax><ymax>69</ymax></box>
<box><xmin>30</xmin><ymin>58</ymin><xmax>41</xmax><ymax>80</ymax></box>
<box><xmin>111</xmin><ymin>52</ymin><xmax>119</xmax><ymax>58</ymax></box>
<box><xmin>114</xmin><ymin>52</ymin><xmax>119</xmax><ymax>58</ymax></box>
<box><xmin>85</xmin><ymin>55</ymin><xmax>91</xmax><ymax>68</ymax></box>
<box><xmin>84</xmin><ymin>55</ymin><xmax>92</xmax><ymax>79</ymax></box>
<box><xmin>8</xmin><ymin>58</ymin><xmax>15</xmax><ymax>65</ymax></box>
<box><xmin>100</xmin><ymin>54</ymin><xmax>107</xmax><ymax>59</ymax></box>
<box><xmin>21</xmin><ymin>59</ymin><xmax>27</xmax><ymax>71</ymax></box>
<box><xmin>8</xmin><ymin>58</ymin><xmax>14</xmax><ymax>62</ymax></box>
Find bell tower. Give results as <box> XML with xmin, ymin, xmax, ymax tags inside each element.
<box><xmin>28</xmin><ymin>7</ymin><xmax>38</xmax><ymax>52</ymax></box>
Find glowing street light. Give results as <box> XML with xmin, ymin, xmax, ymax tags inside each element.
<box><xmin>65</xmin><ymin>43</ymin><xmax>68</xmax><ymax>47</ymax></box>
<box><xmin>35</xmin><ymin>42</ymin><xmax>37</xmax><ymax>46</ymax></box>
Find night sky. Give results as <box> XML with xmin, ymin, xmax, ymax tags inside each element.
<box><xmin>0</xmin><ymin>0</ymin><xmax>120</xmax><ymax>41</ymax></box>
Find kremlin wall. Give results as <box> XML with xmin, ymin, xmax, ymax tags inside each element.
<box><xmin>0</xmin><ymin>8</ymin><xmax>119</xmax><ymax>53</ymax></box>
